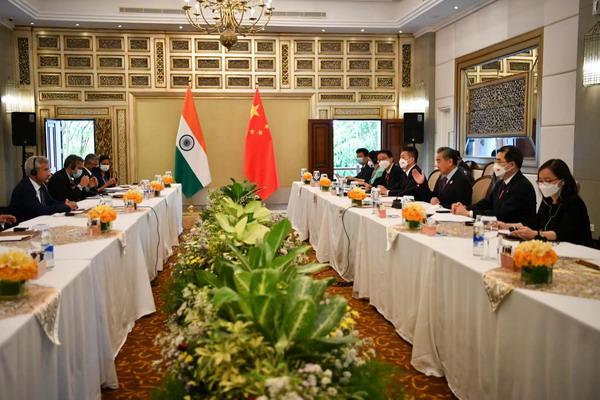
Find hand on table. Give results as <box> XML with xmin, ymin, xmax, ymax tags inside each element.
<box><xmin>431</xmin><ymin>197</ymin><xmax>440</xmax><ymax>206</ymax></box>
<box><xmin>65</xmin><ymin>199</ymin><xmax>78</xmax><ymax>210</ymax></box>
<box><xmin>377</xmin><ymin>185</ymin><xmax>389</xmax><ymax>196</ymax></box>
<box><xmin>0</xmin><ymin>214</ymin><xmax>17</xmax><ymax>224</ymax></box>
<box><xmin>452</xmin><ymin>202</ymin><xmax>470</xmax><ymax>216</ymax></box>
<box><xmin>511</xmin><ymin>226</ymin><xmax>537</xmax><ymax>240</ymax></box>
<box><xmin>107</xmin><ymin>177</ymin><xmax>118</xmax><ymax>186</ymax></box>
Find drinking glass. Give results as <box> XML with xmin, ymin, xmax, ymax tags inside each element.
<box><xmin>313</xmin><ymin>170</ymin><xmax>320</xmax><ymax>181</ymax></box>
<box><xmin>482</xmin><ymin>217</ymin><xmax>499</xmax><ymax>260</ymax></box>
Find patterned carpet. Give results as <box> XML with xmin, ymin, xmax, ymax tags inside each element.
<box><xmin>101</xmin><ymin>214</ymin><xmax>455</xmax><ymax>399</ymax></box>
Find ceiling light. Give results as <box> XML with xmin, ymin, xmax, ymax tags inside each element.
<box><xmin>399</xmin><ymin>30</ymin><xmax>403</xmax><ymax>34</ymax></box>
<box><xmin>117</xmin><ymin>24</ymin><xmax>122</xmax><ymax>28</ymax></box>
<box><xmin>360</xmin><ymin>29</ymin><xmax>365</xmax><ymax>32</ymax></box>
<box><xmin>454</xmin><ymin>5</ymin><xmax>459</xmax><ymax>10</ymax></box>
<box><xmin>179</xmin><ymin>25</ymin><xmax>183</xmax><ymax>29</ymax></box>
<box><xmin>29</xmin><ymin>22</ymin><xmax>34</xmax><ymax>25</ymax></box>
<box><xmin>75</xmin><ymin>23</ymin><xmax>79</xmax><ymax>27</ymax></box>
<box><xmin>321</xmin><ymin>29</ymin><xmax>326</xmax><ymax>32</ymax></box>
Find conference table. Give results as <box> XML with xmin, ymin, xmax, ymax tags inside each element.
<box><xmin>287</xmin><ymin>182</ymin><xmax>600</xmax><ymax>400</ymax></box>
<box><xmin>0</xmin><ymin>184</ymin><xmax>183</xmax><ymax>400</ymax></box>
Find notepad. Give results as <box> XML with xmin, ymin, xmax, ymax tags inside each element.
<box><xmin>0</xmin><ymin>235</ymin><xmax>31</xmax><ymax>242</ymax></box>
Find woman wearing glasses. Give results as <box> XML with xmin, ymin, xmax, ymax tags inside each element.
<box><xmin>499</xmin><ymin>159</ymin><xmax>592</xmax><ymax>247</ymax></box>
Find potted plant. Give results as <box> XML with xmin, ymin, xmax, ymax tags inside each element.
<box><xmin>514</xmin><ymin>240</ymin><xmax>557</xmax><ymax>284</ymax></box>
<box><xmin>0</xmin><ymin>249</ymin><xmax>38</xmax><ymax>299</ymax></box>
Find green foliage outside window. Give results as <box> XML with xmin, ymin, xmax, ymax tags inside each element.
<box><xmin>333</xmin><ymin>120</ymin><xmax>381</xmax><ymax>177</ymax></box>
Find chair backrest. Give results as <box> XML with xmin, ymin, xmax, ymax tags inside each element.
<box><xmin>482</xmin><ymin>162</ymin><xmax>495</xmax><ymax>177</ymax></box>
<box><xmin>428</xmin><ymin>169</ymin><xmax>441</xmax><ymax>192</ymax></box>
<box><xmin>471</xmin><ymin>175</ymin><xmax>493</xmax><ymax>205</ymax></box>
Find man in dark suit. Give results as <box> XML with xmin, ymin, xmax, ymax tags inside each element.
<box><xmin>48</xmin><ymin>155</ymin><xmax>94</xmax><ymax>202</ymax></box>
<box><xmin>9</xmin><ymin>156</ymin><xmax>77</xmax><ymax>223</ymax></box>
<box><xmin>347</xmin><ymin>148</ymin><xmax>374</xmax><ymax>183</ymax></box>
<box><xmin>379</xmin><ymin>147</ymin><xmax>425</xmax><ymax>198</ymax></box>
<box><xmin>77</xmin><ymin>153</ymin><xmax>99</xmax><ymax>194</ymax></box>
<box><xmin>368</xmin><ymin>150</ymin><xmax>405</xmax><ymax>192</ymax></box>
<box><xmin>413</xmin><ymin>147</ymin><xmax>472</xmax><ymax>208</ymax></box>
<box><xmin>453</xmin><ymin>145</ymin><xmax>536</xmax><ymax>224</ymax></box>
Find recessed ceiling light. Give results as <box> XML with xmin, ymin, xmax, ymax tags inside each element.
<box><xmin>75</xmin><ymin>23</ymin><xmax>79</xmax><ymax>27</ymax></box>
<box><xmin>29</xmin><ymin>22</ymin><xmax>34</xmax><ymax>25</ymax></box>
<box><xmin>117</xmin><ymin>24</ymin><xmax>122</xmax><ymax>28</ymax></box>
<box><xmin>399</xmin><ymin>30</ymin><xmax>403</xmax><ymax>34</ymax></box>
<box><xmin>360</xmin><ymin>28</ymin><xmax>365</xmax><ymax>32</ymax></box>
<box><xmin>321</xmin><ymin>29</ymin><xmax>326</xmax><ymax>32</ymax></box>
<box><xmin>179</xmin><ymin>25</ymin><xmax>183</xmax><ymax>29</ymax></box>
<box><xmin>454</xmin><ymin>5</ymin><xmax>459</xmax><ymax>10</ymax></box>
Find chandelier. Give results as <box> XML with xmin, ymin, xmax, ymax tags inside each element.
<box><xmin>183</xmin><ymin>0</ymin><xmax>275</xmax><ymax>50</ymax></box>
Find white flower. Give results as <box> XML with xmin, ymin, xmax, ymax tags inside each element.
<box><xmin>266</xmin><ymin>376</ymin><xmax>290</xmax><ymax>396</ymax></box>
<box><xmin>327</xmin><ymin>387</ymin><xmax>338</xmax><ymax>396</ymax></box>
<box><xmin>320</xmin><ymin>377</ymin><xmax>331</xmax><ymax>386</ymax></box>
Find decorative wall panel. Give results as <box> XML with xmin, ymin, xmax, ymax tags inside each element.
<box><xmin>256</xmin><ymin>76</ymin><xmax>276</xmax><ymax>89</ymax></box>
<box><xmin>97</xmin><ymin>37</ymin><xmax>124</xmax><ymax>51</ymax></box>
<box><xmin>39</xmin><ymin>73</ymin><xmax>61</xmax><ymax>87</ymax></box>
<box><xmin>319</xmin><ymin>76</ymin><xmax>343</xmax><ymax>89</ymax></box>
<box><xmin>66</xmin><ymin>55</ymin><xmax>93</xmax><ymax>69</ymax></box>
<box><xmin>319</xmin><ymin>41</ymin><xmax>343</xmax><ymax>54</ymax></box>
<box><xmin>348</xmin><ymin>59</ymin><xmax>371</xmax><ymax>71</ymax></box>
<box><xmin>196</xmin><ymin>39</ymin><xmax>220</xmax><ymax>52</ymax></box>
<box><xmin>39</xmin><ymin>54</ymin><xmax>61</xmax><ymax>68</ymax></box>
<box><xmin>376</xmin><ymin>59</ymin><xmax>395</xmax><ymax>72</ymax></box>
<box><xmin>295</xmin><ymin>58</ymin><xmax>314</xmax><ymax>72</ymax></box>
<box><xmin>256</xmin><ymin>40</ymin><xmax>275</xmax><ymax>54</ymax></box>
<box><xmin>319</xmin><ymin>59</ymin><xmax>343</xmax><ymax>72</ymax></box>
<box><xmin>376</xmin><ymin>76</ymin><xmax>394</xmax><ymax>89</ymax></box>
<box><xmin>229</xmin><ymin>40</ymin><xmax>250</xmax><ymax>53</ymax></box>
<box><xmin>130</xmin><ymin>75</ymin><xmax>151</xmax><ymax>87</ymax></box>
<box><xmin>98</xmin><ymin>56</ymin><xmax>124</xmax><ymax>69</ymax></box>
<box><xmin>98</xmin><ymin>74</ymin><xmax>125</xmax><ymax>87</ymax></box>
<box><xmin>348</xmin><ymin>76</ymin><xmax>371</xmax><ymax>89</ymax></box>
<box><xmin>170</xmin><ymin>56</ymin><xmax>192</xmax><ymax>70</ymax></box>
<box><xmin>155</xmin><ymin>39</ymin><xmax>166</xmax><ymax>87</ymax></box>
<box><xmin>295</xmin><ymin>76</ymin><xmax>314</xmax><ymax>89</ymax></box>
<box><xmin>401</xmin><ymin>43</ymin><xmax>412</xmax><ymax>88</ymax></box>
<box><xmin>468</xmin><ymin>73</ymin><xmax>528</xmax><ymax>137</ymax></box>
<box><xmin>17</xmin><ymin>37</ymin><xmax>31</xmax><ymax>85</ymax></box>
<box><xmin>170</xmin><ymin>38</ymin><xmax>191</xmax><ymax>52</ymax></box>
<box><xmin>319</xmin><ymin>93</ymin><xmax>355</xmax><ymax>102</ymax></box>
<box><xmin>85</xmin><ymin>92</ymin><xmax>126</xmax><ymax>101</ymax></box>
<box><xmin>226</xmin><ymin>75</ymin><xmax>252</xmax><ymax>88</ymax></box>
<box><xmin>94</xmin><ymin>118</ymin><xmax>112</xmax><ymax>159</ymax></box>
<box><xmin>226</xmin><ymin>58</ymin><xmax>251</xmax><ymax>71</ymax></box>
<box><xmin>66</xmin><ymin>73</ymin><xmax>93</xmax><ymax>87</ymax></box>
<box><xmin>376</xmin><ymin>41</ymin><xmax>395</xmax><ymax>54</ymax></box>
<box><xmin>348</xmin><ymin>41</ymin><xmax>371</xmax><ymax>54</ymax></box>
<box><xmin>65</xmin><ymin>36</ymin><xmax>92</xmax><ymax>51</ymax></box>
<box><xmin>256</xmin><ymin>58</ymin><xmax>275</xmax><ymax>72</ymax></box>
<box><xmin>196</xmin><ymin>75</ymin><xmax>222</xmax><ymax>88</ymax></box>
<box><xmin>37</xmin><ymin>36</ymin><xmax>60</xmax><ymax>50</ymax></box>
<box><xmin>39</xmin><ymin>91</ymin><xmax>81</xmax><ymax>101</ymax></box>
<box><xmin>171</xmin><ymin>75</ymin><xmax>192</xmax><ymax>87</ymax></box>
<box><xmin>359</xmin><ymin>93</ymin><xmax>395</xmax><ymax>103</ymax></box>
<box><xmin>295</xmin><ymin>41</ymin><xmax>315</xmax><ymax>54</ymax></box>
<box><xmin>281</xmin><ymin>41</ymin><xmax>290</xmax><ymax>88</ymax></box>
<box><xmin>116</xmin><ymin>109</ymin><xmax>128</xmax><ymax>179</ymax></box>
<box><xmin>196</xmin><ymin>58</ymin><xmax>221</xmax><ymax>70</ymax></box>
<box><xmin>129</xmin><ymin>56</ymin><xmax>150</xmax><ymax>70</ymax></box>
<box><xmin>128</xmin><ymin>38</ymin><xmax>150</xmax><ymax>52</ymax></box>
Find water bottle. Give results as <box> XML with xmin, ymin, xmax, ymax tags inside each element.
<box><xmin>41</xmin><ymin>228</ymin><xmax>55</xmax><ymax>270</ymax></box>
<box><xmin>371</xmin><ymin>188</ymin><xmax>380</xmax><ymax>214</ymax></box>
<box><xmin>473</xmin><ymin>216</ymin><xmax>484</xmax><ymax>257</ymax></box>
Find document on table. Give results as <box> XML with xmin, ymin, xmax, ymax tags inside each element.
<box><xmin>0</xmin><ymin>235</ymin><xmax>31</xmax><ymax>242</ymax></box>
<box><xmin>429</xmin><ymin>213</ymin><xmax>473</xmax><ymax>223</ymax></box>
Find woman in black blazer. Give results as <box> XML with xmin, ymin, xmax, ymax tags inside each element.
<box><xmin>92</xmin><ymin>155</ymin><xmax>117</xmax><ymax>192</ymax></box>
<box><xmin>501</xmin><ymin>159</ymin><xmax>593</xmax><ymax>247</ymax></box>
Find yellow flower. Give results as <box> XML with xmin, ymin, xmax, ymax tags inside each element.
<box><xmin>402</xmin><ymin>203</ymin><xmax>425</xmax><ymax>222</ymax></box>
<box><xmin>162</xmin><ymin>175</ymin><xmax>175</xmax><ymax>184</ymax></box>
<box><xmin>303</xmin><ymin>172</ymin><xmax>313</xmax><ymax>181</ymax></box>
<box><xmin>123</xmin><ymin>189</ymin><xmax>143</xmax><ymax>204</ymax></box>
<box><xmin>150</xmin><ymin>180</ymin><xmax>164</xmax><ymax>191</ymax></box>
<box><xmin>88</xmin><ymin>205</ymin><xmax>117</xmax><ymax>223</ymax></box>
<box><xmin>514</xmin><ymin>240</ymin><xmax>557</xmax><ymax>268</ymax></box>
<box><xmin>319</xmin><ymin>177</ymin><xmax>331</xmax><ymax>187</ymax></box>
<box><xmin>0</xmin><ymin>249</ymin><xmax>38</xmax><ymax>281</ymax></box>
<box><xmin>348</xmin><ymin>187</ymin><xmax>367</xmax><ymax>200</ymax></box>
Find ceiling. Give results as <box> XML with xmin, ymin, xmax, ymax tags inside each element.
<box><xmin>0</xmin><ymin>0</ymin><xmax>495</xmax><ymax>35</ymax></box>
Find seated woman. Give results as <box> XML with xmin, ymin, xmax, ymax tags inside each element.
<box><xmin>499</xmin><ymin>159</ymin><xmax>592</xmax><ymax>247</ymax></box>
<box><xmin>92</xmin><ymin>155</ymin><xmax>118</xmax><ymax>192</ymax></box>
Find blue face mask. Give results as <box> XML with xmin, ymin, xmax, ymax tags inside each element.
<box><xmin>73</xmin><ymin>169</ymin><xmax>83</xmax><ymax>179</ymax></box>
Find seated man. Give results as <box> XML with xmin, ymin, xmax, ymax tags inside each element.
<box><xmin>367</xmin><ymin>150</ymin><xmax>404</xmax><ymax>192</ymax></box>
<box><xmin>48</xmin><ymin>154</ymin><xmax>94</xmax><ymax>202</ymax></box>
<box><xmin>80</xmin><ymin>153</ymin><xmax>99</xmax><ymax>192</ymax></box>
<box><xmin>0</xmin><ymin>214</ymin><xmax>17</xmax><ymax>231</ymax></box>
<box><xmin>346</xmin><ymin>148</ymin><xmax>374</xmax><ymax>183</ymax></box>
<box><xmin>379</xmin><ymin>147</ymin><xmax>424</xmax><ymax>198</ymax></box>
<box><xmin>453</xmin><ymin>145</ymin><xmax>536</xmax><ymax>224</ymax></box>
<box><xmin>412</xmin><ymin>147</ymin><xmax>472</xmax><ymax>208</ymax></box>
<box><xmin>9</xmin><ymin>156</ymin><xmax>77</xmax><ymax>223</ymax></box>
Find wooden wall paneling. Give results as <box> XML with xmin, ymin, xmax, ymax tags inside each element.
<box><xmin>381</xmin><ymin>119</ymin><xmax>404</xmax><ymax>161</ymax></box>
<box><xmin>308</xmin><ymin>119</ymin><xmax>333</xmax><ymax>177</ymax></box>
<box><xmin>94</xmin><ymin>118</ymin><xmax>113</xmax><ymax>160</ymax></box>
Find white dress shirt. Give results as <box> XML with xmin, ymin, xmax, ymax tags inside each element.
<box><xmin>29</xmin><ymin>178</ymin><xmax>42</xmax><ymax>204</ymax></box>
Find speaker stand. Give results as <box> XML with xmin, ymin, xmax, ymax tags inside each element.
<box><xmin>20</xmin><ymin>145</ymin><xmax>27</xmax><ymax>179</ymax></box>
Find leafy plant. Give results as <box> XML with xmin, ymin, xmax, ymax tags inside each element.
<box><xmin>214</xmin><ymin>198</ymin><xmax>272</xmax><ymax>245</ymax></box>
<box><xmin>221</xmin><ymin>178</ymin><xmax>260</xmax><ymax>205</ymax></box>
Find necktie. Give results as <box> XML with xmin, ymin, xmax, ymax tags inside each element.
<box><xmin>438</xmin><ymin>176</ymin><xmax>448</xmax><ymax>192</ymax></box>
<box><xmin>39</xmin><ymin>185</ymin><xmax>48</xmax><ymax>206</ymax></box>
<box><xmin>498</xmin><ymin>182</ymin><xmax>507</xmax><ymax>200</ymax></box>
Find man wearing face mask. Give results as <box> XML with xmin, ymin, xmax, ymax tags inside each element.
<box><xmin>412</xmin><ymin>147</ymin><xmax>471</xmax><ymax>208</ymax></box>
<box><xmin>366</xmin><ymin>150</ymin><xmax>405</xmax><ymax>192</ymax></box>
<box><xmin>378</xmin><ymin>147</ymin><xmax>424</xmax><ymax>198</ymax></box>
<box><xmin>498</xmin><ymin>159</ymin><xmax>592</xmax><ymax>246</ymax></box>
<box><xmin>48</xmin><ymin>154</ymin><xmax>93</xmax><ymax>202</ymax></box>
<box><xmin>346</xmin><ymin>148</ymin><xmax>374</xmax><ymax>183</ymax></box>
<box><xmin>453</xmin><ymin>145</ymin><xmax>536</xmax><ymax>224</ymax></box>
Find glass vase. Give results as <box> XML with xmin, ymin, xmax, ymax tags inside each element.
<box><xmin>320</xmin><ymin>186</ymin><xmax>330</xmax><ymax>192</ymax></box>
<box><xmin>405</xmin><ymin>220</ymin><xmax>422</xmax><ymax>231</ymax></box>
<box><xmin>100</xmin><ymin>222</ymin><xmax>112</xmax><ymax>233</ymax></box>
<box><xmin>521</xmin><ymin>265</ymin><xmax>553</xmax><ymax>285</ymax></box>
<box><xmin>351</xmin><ymin>199</ymin><xmax>363</xmax><ymax>207</ymax></box>
<box><xmin>154</xmin><ymin>190</ymin><xmax>161</xmax><ymax>197</ymax></box>
<box><xmin>0</xmin><ymin>280</ymin><xmax>27</xmax><ymax>300</ymax></box>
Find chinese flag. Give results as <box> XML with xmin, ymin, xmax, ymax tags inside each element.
<box><xmin>244</xmin><ymin>88</ymin><xmax>279</xmax><ymax>200</ymax></box>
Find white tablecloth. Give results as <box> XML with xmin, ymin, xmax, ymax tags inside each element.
<box><xmin>0</xmin><ymin>184</ymin><xmax>183</xmax><ymax>399</ymax></box>
<box><xmin>288</xmin><ymin>182</ymin><xmax>600</xmax><ymax>400</ymax></box>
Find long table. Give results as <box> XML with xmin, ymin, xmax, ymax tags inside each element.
<box><xmin>287</xmin><ymin>182</ymin><xmax>600</xmax><ymax>400</ymax></box>
<box><xmin>0</xmin><ymin>184</ymin><xmax>183</xmax><ymax>400</ymax></box>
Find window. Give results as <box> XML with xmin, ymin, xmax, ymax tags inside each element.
<box><xmin>45</xmin><ymin>119</ymin><xmax>95</xmax><ymax>172</ymax></box>
<box><xmin>455</xmin><ymin>30</ymin><xmax>542</xmax><ymax>170</ymax></box>
<box><xmin>333</xmin><ymin>120</ymin><xmax>381</xmax><ymax>177</ymax></box>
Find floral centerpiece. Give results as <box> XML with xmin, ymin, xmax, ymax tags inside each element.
<box><xmin>319</xmin><ymin>177</ymin><xmax>332</xmax><ymax>192</ymax></box>
<box><xmin>150</xmin><ymin>180</ymin><xmax>164</xmax><ymax>196</ymax></box>
<box><xmin>514</xmin><ymin>240</ymin><xmax>557</xmax><ymax>284</ymax></box>
<box><xmin>0</xmin><ymin>249</ymin><xmax>38</xmax><ymax>299</ymax></box>
<box><xmin>123</xmin><ymin>189</ymin><xmax>143</xmax><ymax>211</ymax></box>
<box><xmin>162</xmin><ymin>175</ymin><xmax>175</xmax><ymax>188</ymax></box>
<box><xmin>348</xmin><ymin>187</ymin><xmax>367</xmax><ymax>207</ymax></box>
<box><xmin>302</xmin><ymin>172</ymin><xmax>312</xmax><ymax>184</ymax></box>
<box><xmin>88</xmin><ymin>205</ymin><xmax>117</xmax><ymax>232</ymax></box>
<box><xmin>402</xmin><ymin>203</ymin><xmax>425</xmax><ymax>231</ymax></box>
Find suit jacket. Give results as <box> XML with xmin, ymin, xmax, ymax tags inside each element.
<box><xmin>468</xmin><ymin>170</ymin><xmax>536</xmax><ymax>224</ymax></box>
<box><xmin>389</xmin><ymin>165</ymin><xmax>425</xmax><ymax>198</ymax></box>
<box><xmin>76</xmin><ymin>167</ymin><xmax>98</xmax><ymax>195</ymax></box>
<box><xmin>92</xmin><ymin>168</ymin><xmax>115</xmax><ymax>188</ymax></box>
<box><xmin>48</xmin><ymin>169</ymin><xmax>89</xmax><ymax>202</ymax></box>
<box><xmin>373</xmin><ymin>164</ymin><xmax>405</xmax><ymax>192</ymax></box>
<box><xmin>354</xmin><ymin>164</ymin><xmax>374</xmax><ymax>182</ymax></box>
<box><xmin>416</xmin><ymin>168</ymin><xmax>472</xmax><ymax>209</ymax></box>
<box><xmin>9</xmin><ymin>178</ymin><xmax>70</xmax><ymax>223</ymax></box>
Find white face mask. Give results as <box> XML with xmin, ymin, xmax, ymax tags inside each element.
<box><xmin>356</xmin><ymin>157</ymin><xmax>365</xmax><ymax>165</ymax></box>
<box><xmin>399</xmin><ymin>159</ymin><xmax>408</xmax><ymax>169</ymax></box>
<box><xmin>100</xmin><ymin>164</ymin><xmax>110</xmax><ymax>172</ymax></box>
<box><xmin>493</xmin><ymin>163</ymin><xmax>507</xmax><ymax>178</ymax></box>
<box><xmin>378</xmin><ymin>160</ymin><xmax>391</xmax><ymax>170</ymax></box>
<box><xmin>538</xmin><ymin>182</ymin><xmax>561</xmax><ymax>198</ymax></box>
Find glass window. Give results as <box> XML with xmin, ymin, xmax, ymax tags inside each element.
<box><xmin>45</xmin><ymin>119</ymin><xmax>95</xmax><ymax>172</ymax></box>
<box><xmin>333</xmin><ymin>120</ymin><xmax>381</xmax><ymax>177</ymax></box>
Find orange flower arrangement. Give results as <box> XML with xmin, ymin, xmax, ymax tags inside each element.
<box><xmin>302</xmin><ymin>172</ymin><xmax>313</xmax><ymax>182</ymax></box>
<box><xmin>162</xmin><ymin>175</ymin><xmax>175</xmax><ymax>185</ymax></box>
<box><xmin>347</xmin><ymin>187</ymin><xmax>367</xmax><ymax>201</ymax></box>
<box><xmin>150</xmin><ymin>180</ymin><xmax>164</xmax><ymax>192</ymax></box>
<box><xmin>402</xmin><ymin>203</ymin><xmax>425</xmax><ymax>222</ymax></box>
<box><xmin>514</xmin><ymin>240</ymin><xmax>558</xmax><ymax>268</ymax></box>
<box><xmin>123</xmin><ymin>189</ymin><xmax>143</xmax><ymax>204</ymax></box>
<box><xmin>88</xmin><ymin>205</ymin><xmax>117</xmax><ymax>223</ymax></box>
<box><xmin>0</xmin><ymin>250</ymin><xmax>38</xmax><ymax>282</ymax></box>
<box><xmin>319</xmin><ymin>177</ymin><xmax>331</xmax><ymax>187</ymax></box>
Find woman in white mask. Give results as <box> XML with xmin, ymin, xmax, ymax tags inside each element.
<box><xmin>500</xmin><ymin>159</ymin><xmax>592</xmax><ymax>246</ymax></box>
<box><xmin>93</xmin><ymin>155</ymin><xmax>118</xmax><ymax>192</ymax></box>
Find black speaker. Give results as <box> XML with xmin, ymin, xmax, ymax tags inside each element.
<box><xmin>11</xmin><ymin>112</ymin><xmax>37</xmax><ymax>146</ymax></box>
<box><xmin>403</xmin><ymin>112</ymin><xmax>424</xmax><ymax>144</ymax></box>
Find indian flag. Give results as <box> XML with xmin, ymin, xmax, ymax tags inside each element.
<box><xmin>174</xmin><ymin>87</ymin><xmax>212</xmax><ymax>197</ymax></box>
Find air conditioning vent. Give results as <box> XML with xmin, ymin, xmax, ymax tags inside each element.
<box><xmin>119</xmin><ymin>7</ymin><xmax>326</xmax><ymax>18</ymax></box>
<box><xmin>272</xmin><ymin>11</ymin><xmax>326</xmax><ymax>18</ymax></box>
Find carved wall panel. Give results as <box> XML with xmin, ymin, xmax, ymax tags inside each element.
<box><xmin>116</xmin><ymin>109</ymin><xmax>128</xmax><ymax>180</ymax></box>
<box><xmin>154</xmin><ymin>39</ymin><xmax>166</xmax><ymax>87</ymax></box>
<box><xmin>128</xmin><ymin>37</ymin><xmax>150</xmax><ymax>52</ymax></box>
<box><xmin>376</xmin><ymin>59</ymin><xmax>395</xmax><ymax>72</ymax></box>
<box><xmin>66</xmin><ymin>55</ymin><xmax>93</xmax><ymax>69</ymax></box>
<box><xmin>280</xmin><ymin>41</ymin><xmax>290</xmax><ymax>88</ymax></box>
<box><xmin>37</xmin><ymin>35</ymin><xmax>60</xmax><ymax>50</ymax></box>
<box><xmin>171</xmin><ymin>75</ymin><xmax>192</xmax><ymax>87</ymax></box>
<box><xmin>256</xmin><ymin>40</ymin><xmax>275</xmax><ymax>54</ymax></box>
<box><xmin>295</xmin><ymin>41</ymin><xmax>315</xmax><ymax>54</ymax></box>
<box><xmin>196</xmin><ymin>75</ymin><xmax>222</xmax><ymax>88</ymax></box>
<box><xmin>256</xmin><ymin>76</ymin><xmax>276</xmax><ymax>89</ymax></box>
<box><xmin>348</xmin><ymin>59</ymin><xmax>371</xmax><ymax>71</ymax></box>
<box><xmin>98</xmin><ymin>56</ymin><xmax>124</xmax><ymax>69</ymax></box>
<box><xmin>295</xmin><ymin>76</ymin><xmax>315</xmax><ymax>89</ymax></box>
<box><xmin>39</xmin><ymin>54</ymin><xmax>61</xmax><ymax>68</ymax></box>
<box><xmin>256</xmin><ymin>58</ymin><xmax>275</xmax><ymax>72</ymax></box>
<box><xmin>319</xmin><ymin>76</ymin><xmax>343</xmax><ymax>89</ymax></box>
<box><xmin>17</xmin><ymin>37</ymin><xmax>31</xmax><ymax>85</ymax></box>
<box><xmin>65</xmin><ymin>36</ymin><xmax>92</xmax><ymax>51</ymax></box>
<box><xmin>348</xmin><ymin>41</ymin><xmax>371</xmax><ymax>54</ymax></box>
<box><xmin>85</xmin><ymin>92</ymin><xmax>126</xmax><ymax>101</ymax></box>
<box><xmin>228</xmin><ymin>40</ymin><xmax>250</xmax><ymax>53</ymax></box>
<box><xmin>319</xmin><ymin>41</ymin><xmax>343</xmax><ymax>55</ymax></box>
<box><xmin>376</xmin><ymin>41</ymin><xmax>395</xmax><ymax>54</ymax></box>
<box><xmin>196</xmin><ymin>58</ymin><xmax>221</xmax><ymax>70</ymax></box>
<box><xmin>39</xmin><ymin>91</ymin><xmax>81</xmax><ymax>101</ymax></box>
<box><xmin>226</xmin><ymin>75</ymin><xmax>252</xmax><ymax>89</ymax></box>
<box><xmin>295</xmin><ymin>58</ymin><xmax>314</xmax><ymax>72</ymax></box>
<box><xmin>98</xmin><ymin>74</ymin><xmax>125</xmax><ymax>87</ymax></box>
<box><xmin>39</xmin><ymin>73</ymin><xmax>61</xmax><ymax>87</ymax></box>
<box><xmin>94</xmin><ymin>118</ymin><xmax>112</xmax><ymax>159</ymax></box>
<box><xmin>170</xmin><ymin>38</ymin><xmax>191</xmax><ymax>52</ymax></box>
<box><xmin>170</xmin><ymin>56</ymin><xmax>192</xmax><ymax>70</ymax></box>
<box><xmin>226</xmin><ymin>58</ymin><xmax>251</xmax><ymax>71</ymax></box>
<box><xmin>129</xmin><ymin>56</ymin><xmax>150</xmax><ymax>70</ymax></box>
<box><xmin>401</xmin><ymin>43</ymin><xmax>412</xmax><ymax>88</ymax></box>
<box><xmin>97</xmin><ymin>37</ymin><xmax>124</xmax><ymax>51</ymax></box>
<box><xmin>319</xmin><ymin>93</ymin><xmax>355</xmax><ymax>102</ymax></box>
<box><xmin>319</xmin><ymin>59</ymin><xmax>343</xmax><ymax>72</ymax></box>
<box><xmin>66</xmin><ymin>73</ymin><xmax>93</xmax><ymax>87</ymax></box>
<box><xmin>130</xmin><ymin>74</ymin><xmax>151</xmax><ymax>88</ymax></box>
<box><xmin>196</xmin><ymin>39</ymin><xmax>220</xmax><ymax>52</ymax></box>
<box><xmin>348</xmin><ymin>76</ymin><xmax>371</xmax><ymax>89</ymax></box>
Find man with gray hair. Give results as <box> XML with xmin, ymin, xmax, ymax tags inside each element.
<box><xmin>9</xmin><ymin>156</ymin><xmax>77</xmax><ymax>223</ymax></box>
